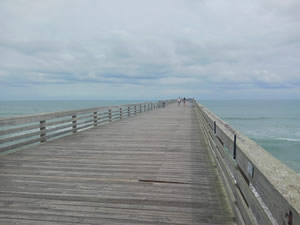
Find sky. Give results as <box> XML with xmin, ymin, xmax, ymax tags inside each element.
<box><xmin>0</xmin><ymin>0</ymin><xmax>300</xmax><ymax>100</ymax></box>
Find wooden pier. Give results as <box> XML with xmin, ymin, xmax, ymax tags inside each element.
<box><xmin>0</xmin><ymin>101</ymin><xmax>299</xmax><ymax>225</ymax></box>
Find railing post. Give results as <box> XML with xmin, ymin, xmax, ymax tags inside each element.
<box><xmin>233</xmin><ymin>134</ymin><xmax>237</xmax><ymax>160</ymax></box>
<box><xmin>214</xmin><ymin>121</ymin><xmax>216</xmax><ymax>134</ymax></box>
<box><xmin>144</xmin><ymin>104</ymin><xmax>146</xmax><ymax>112</ymax></box>
<box><xmin>120</xmin><ymin>107</ymin><xmax>122</xmax><ymax>119</ymax></box>
<box><xmin>134</xmin><ymin>105</ymin><xmax>137</xmax><ymax>115</ymax></box>
<box><xmin>128</xmin><ymin>106</ymin><xmax>130</xmax><ymax>117</ymax></box>
<box><xmin>108</xmin><ymin>109</ymin><xmax>112</xmax><ymax>122</ymax></box>
<box><xmin>72</xmin><ymin>115</ymin><xmax>77</xmax><ymax>133</ymax></box>
<box><xmin>93</xmin><ymin>112</ymin><xmax>97</xmax><ymax>126</ymax></box>
<box><xmin>40</xmin><ymin>120</ymin><xmax>46</xmax><ymax>143</ymax></box>
<box><xmin>140</xmin><ymin>105</ymin><xmax>142</xmax><ymax>113</ymax></box>
<box><xmin>151</xmin><ymin>103</ymin><xmax>153</xmax><ymax>110</ymax></box>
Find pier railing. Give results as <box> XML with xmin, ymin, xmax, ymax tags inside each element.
<box><xmin>194</xmin><ymin>102</ymin><xmax>300</xmax><ymax>225</ymax></box>
<box><xmin>0</xmin><ymin>100</ymin><xmax>175</xmax><ymax>153</ymax></box>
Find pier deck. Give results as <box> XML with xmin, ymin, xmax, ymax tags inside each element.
<box><xmin>0</xmin><ymin>103</ymin><xmax>235</xmax><ymax>225</ymax></box>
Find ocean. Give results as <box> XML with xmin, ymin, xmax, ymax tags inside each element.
<box><xmin>0</xmin><ymin>100</ymin><xmax>146</xmax><ymax>118</ymax></box>
<box><xmin>0</xmin><ymin>100</ymin><xmax>299</xmax><ymax>173</ymax></box>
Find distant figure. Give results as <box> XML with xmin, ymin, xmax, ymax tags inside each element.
<box><xmin>183</xmin><ymin>97</ymin><xmax>186</xmax><ymax>106</ymax></box>
<box><xmin>177</xmin><ymin>97</ymin><xmax>181</xmax><ymax>106</ymax></box>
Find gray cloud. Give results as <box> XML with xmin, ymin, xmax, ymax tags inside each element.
<box><xmin>0</xmin><ymin>0</ymin><xmax>300</xmax><ymax>99</ymax></box>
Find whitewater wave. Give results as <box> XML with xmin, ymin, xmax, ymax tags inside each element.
<box><xmin>276</xmin><ymin>138</ymin><xmax>300</xmax><ymax>142</ymax></box>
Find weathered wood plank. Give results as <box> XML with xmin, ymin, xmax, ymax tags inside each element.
<box><xmin>196</xmin><ymin>103</ymin><xmax>300</xmax><ymax>225</ymax></box>
<box><xmin>0</xmin><ymin>102</ymin><xmax>234</xmax><ymax>225</ymax></box>
<box><xmin>0</xmin><ymin>103</ymin><xmax>155</xmax><ymax>126</ymax></box>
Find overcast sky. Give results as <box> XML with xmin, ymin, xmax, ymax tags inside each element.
<box><xmin>0</xmin><ymin>0</ymin><xmax>300</xmax><ymax>100</ymax></box>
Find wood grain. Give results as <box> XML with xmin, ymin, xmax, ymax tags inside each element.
<box><xmin>196</xmin><ymin>103</ymin><xmax>300</xmax><ymax>225</ymax></box>
<box><xmin>0</xmin><ymin>103</ymin><xmax>235</xmax><ymax>225</ymax></box>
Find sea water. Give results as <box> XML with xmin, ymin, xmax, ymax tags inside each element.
<box><xmin>0</xmin><ymin>100</ymin><xmax>145</xmax><ymax>118</ymax></box>
<box><xmin>0</xmin><ymin>100</ymin><xmax>299</xmax><ymax>173</ymax></box>
<box><xmin>200</xmin><ymin>100</ymin><xmax>300</xmax><ymax>173</ymax></box>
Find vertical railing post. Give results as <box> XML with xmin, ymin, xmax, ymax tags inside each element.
<box><xmin>144</xmin><ymin>104</ymin><xmax>146</xmax><ymax>112</ymax></box>
<box><xmin>40</xmin><ymin>120</ymin><xmax>46</xmax><ymax>143</ymax></box>
<box><xmin>140</xmin><ymin>105</ymin><xmax>142</xmax><ymax>113</ymax></box>
<box><xmin>120</xmin><ymin>107</ymin><xmax>122</xmax><ymax>119</ymax></box>
<box><xmin>93</xmin><ymin>112</ymin><xmax>97</xmax><ymax>126</ymax></box>
<box><xmin>134</xmin><ymin>105</ymin><xmax>137</xmax><ymax>115</ymax></box>
<box><xmin>151</xmin><ymin>103</ymin><xmax>153</xmax><ymax>110</ymax></box>
<box><xmin>214</xmin><ymin>121</ymin><xmax>216</xmax><ymax>134</ymax></box>
<box><xmin>233</xmin><ymin>134</ymin><xmax>237</xmax><ymax>160</ymax></box>
<box><xmin>213</xmin><ymin>121</ymin><xmax>217</xmax><ymax>153</ymax></box>
<box><xmin>108</xmin><ymin>109</ymin><xmax>112</xmax><ymax>122</ymax></box>
<box><xmin>128</xmin><ymin>106</ymin><xmax>130</xmax><ymax>117</ymax></box>
<box><xmin>72</xmin><ymin>115</ymin><xmax>77</xmax><ymax>133</ymax></box>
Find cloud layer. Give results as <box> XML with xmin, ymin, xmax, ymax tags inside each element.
<box><xmin>1</xmin><ymin>0</ymin><xmax>300</xmax><ymax>100</ymax></box>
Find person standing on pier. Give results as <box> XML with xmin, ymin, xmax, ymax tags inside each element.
<box><xmin>183</xmin><ymin>97</ymin><xmax>186</xmax><ymax>106</ymax></box>
<box><xmin>177</xmin><ymin>97</ymin><xmax>181</xmax><ymax>106</ymax></box>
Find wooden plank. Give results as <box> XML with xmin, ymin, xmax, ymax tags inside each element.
<box><xmin>75</xmin><ymin>113</ymin><xmax>95</xmax><ymax>121</ymax></box>
<box><xmin>234</xmin><ymin>185</ymin><xmax>258</xmax><ymax>225</ymax></box>
<box><xmin>0</xmin><ymin>101</ymin><xmax>164</xmax><ymax>152</ymax></box>
<box><xmin>76</xmin><ymin>118</ymin><xmax>95</xmax><ymax>126</ymax></box>
<box><xmin>42</xmin><ymin>118</ymin><xmax>73</xmax><ymax>127</ymax></box>
<box><xmin>0</xmin><ymin>130</ymin><xmax>41</xmax><ymax>144</ymax></box>
<box><xmin>0</xmin><ymin>102</ymin><xmax>155</xmax><ymax>126</ymax></box>
<box><xmin>0</xmin><ymin>137</ymin><xmax>41</xmax><ymax>153</ymax></box>
<box><xmin>198</xmin><ymin>107</ymin><xmax>245</xmax><ymax>225</ymax></box>
<box><xmin>46</xmin><ymin>129</ymin><xmax>73</xmax><ymax>140</ymax></box>
<box><xmin>216</xmin><ymin>126</ymin><xmax>235</xmax><ymax>155</ymax></box>
<box><xmin>236</xmin><ymin>146</ymin><xmax>300</xmax><ymax>225</ymax></box>
<box><xmin>206</xmin><ymin>133</ymin><xmax>246</xmax><ymax>225</ymax></box>
<box><xmin>197</xmin><ymin>102</ymin><xmax>300</xmax><ymax>225</ymax></box>
<box><xmin>235</xmin><ymin>171</ymin><xmax>273</xmax><ymax>225</ymax></box>
<box><xmin>46</xmin><ymin>124</ymin><xmax>73</xmax><ymax>133</ymax></box>
<box><xmin>0</xmin><ymin>102</ymin><xmax>235</xmax><ymax>225</ymax></box>
<box><xmin>214</xmin><ymin>153</ymin><xmax>245</xmax><ymax>225</ymax></box>
<box><xmin>0</xmin><ymin>123</ymin><xmax>40</xmax><ymax>136</ymax></box>
<box><xmin>198</xmin><ymin>104</ymin><xmax>235</xmax><ymax>154</ymax></box>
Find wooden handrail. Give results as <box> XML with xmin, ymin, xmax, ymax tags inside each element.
<box><xmin>0</xmin><ymin>100</ymin><xmax>175</xmax><ymax>153</ymax></box>
<box><xmin>194</xmin><ymin>101</ymin><xmax>300</xmax><ymax>225</ymax></box>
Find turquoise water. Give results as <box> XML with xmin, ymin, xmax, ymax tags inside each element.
<box><xmin>0</xmin><ymin>100</ymin><xmax>299</xmax><ymax>173</ymax></box>
<box><xmin>200</xmin><ymin>100</ymin><xmax>300</xmax><ymax>173</ymax></box>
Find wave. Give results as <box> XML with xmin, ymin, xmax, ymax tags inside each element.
<box><xmin>276</xmin><ymin>138</ymin><xmax>300</xmax><ymax>142</ymax></box>
<box><xmin>223</xmin><ymin>117</ymin><xmax>270</xmax><ymax>121</ymax></box>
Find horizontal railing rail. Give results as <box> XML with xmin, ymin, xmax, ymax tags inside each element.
<box><xmin>0</xmin><ymin>100</ymin><xmax>175</xmax><ymax>153</ymax></box>
<box><xmin>194</xmin><ymin>101</ymin><xmax>300</xmax><ymax>225</ymax></box>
